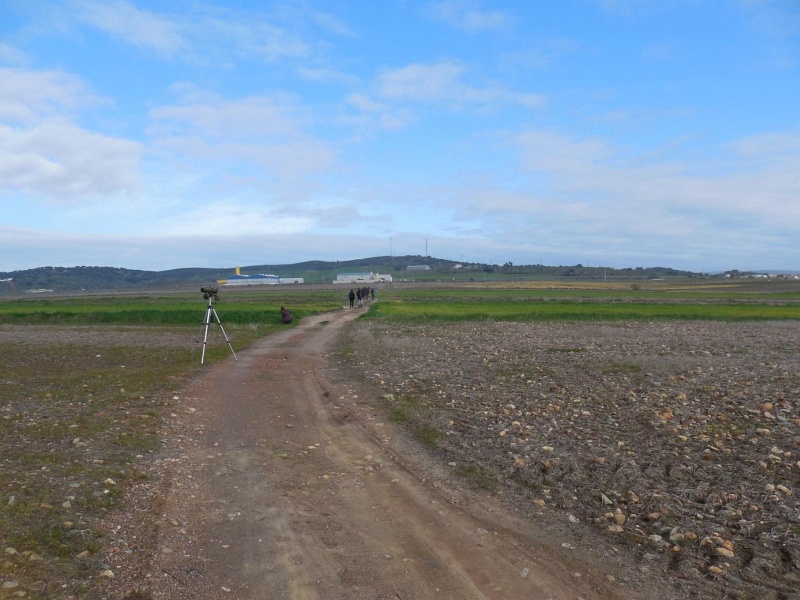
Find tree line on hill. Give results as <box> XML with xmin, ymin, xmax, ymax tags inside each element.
<box><xmin>0</xmin><ymin>256</ymin><xmax>701</xmax><ymax>295</ymax></box>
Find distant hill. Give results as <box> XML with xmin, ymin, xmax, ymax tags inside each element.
<box><xmin>0</xmin><ymin>256</ymin><xmax>700</xmax><ymax>295</ymax></box>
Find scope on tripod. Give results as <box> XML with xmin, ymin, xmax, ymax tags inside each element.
<box><xmin>201</xmin><ymin>286</ymin><xmax>219</xmax><ymax>300</ymax></box>
<box><xmin>196</xmin><ymin>286</ymin><xmax>237</xmax><ymax>364</ymax></box>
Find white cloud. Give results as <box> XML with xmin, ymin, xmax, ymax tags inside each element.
<box><xmin>70</xmin><ymin>0</ymin><xmax>316</xmax><ymax>65</ymax></box>
<box><xmin>376</xmin><ymin>62</ymin><xmax>466</xmax><ymax>101</ymax></box>
<box><xmin>307</xmin><ymin>8</ymin><xmax>355</xmax><ymax>38</ymax></box>
<box><xmin>198</xmin><ymin>15</ymin><xmax>310</xmax><ymax>64</ymax></box>
<box><xmin>342</xmin><ymin>94</ymin><xmax>417</xmax><ymax>132</ymax></box>
<box><xmin>297</xmin><ymin>66</ymin><xmax>358</xmax><ymax>84</ymax></box>
<box><xmin>0</xmin><ymin>43</ymin><xmax>29</xmax><ymax>66</ymax></box>
<box><xmin>152</xmin><ymin>202</ymin><xmax>313</xmax><ymax>236</ymax></box>
<box><xmin>728</xmin><ymin>130</ymin><xmax>800</xmax><ymax>160</ymax></box>
<box><xmin>147</xmin><ymin>91</ymin><xmax>336</xmax><ymax>179</ymax></box>
<box><xmin>505</xmin><ymin>129</ymin><xmax>800</xmax><ymax>248</ymax></box>
<box><xmin>426</xmin><ymin>1</ymin><xmax>510</xmax><ymax>33</ymax></box>
<box><xmin>0</xmin><ymin>68</ymin><xmax>140</xmax><ymax>201</ymax></box>
<box><xmin>72</xmin><ymin>0</ymin><xmax>185</xmax><ymax>56</ymax></box>
<box><xmin>374</xmin><ymin>61</ymin><xmax>546</xmax><ymax>110</ymax></box>
<box><xmin>0</xmin><ymin>67</ymin><xmax>100</xmax><ymax>123</ymax></box>
<box><xmin>0</xmin><ymin>121</ymin><xmax>142</xmax><ymax>199</ymax></box>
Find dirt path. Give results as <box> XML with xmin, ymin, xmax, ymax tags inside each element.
<box><xmin>135</xmin><ymin>309</ymin><xmax>660</xmax><ymax>599</ymax></box>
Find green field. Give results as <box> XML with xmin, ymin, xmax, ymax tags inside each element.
<box><xmin>0</xmin><ymin>288</ymin><xmax>345</xmax><ymax>326</ymax></box>
<box><xmin>3</xmin><ymin>280</ymin><xmax>799</xmax><ymax>327</ymax></box>
<box><xmin>367</xmin><ymin>282</ymin><xmax>800</xmax><ymax>321</ymax></box>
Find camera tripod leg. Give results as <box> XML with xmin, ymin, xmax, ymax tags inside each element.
<box><xmin>211</xmin><ymin>307</ymin><xmax>238</xmax><ymax>362</ymax></box>
<box><xmin>200</xmin><ymin>305</ymin><xmax>214</xmax><ymax>364</ymax></box>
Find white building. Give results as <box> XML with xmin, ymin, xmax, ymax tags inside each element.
<box><xmin>334</xmin><ymin>272</ymin><xmax>392</xmax><ymax>284</ymax></box>
<box><xmin>217</xmin><ymin>267</ymin><xmax>304</xmax><ymax>286</ymax></box>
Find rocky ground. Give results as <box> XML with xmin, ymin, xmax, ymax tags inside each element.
<box><xmin>333</xmin><ymin>319</ymin><xmax>800</xmax><ymax>599</ymax></box>
<box><xmin>3</xmin><ymin>316</ymin><xmax>799</xmax><ymax>599</ymax></box>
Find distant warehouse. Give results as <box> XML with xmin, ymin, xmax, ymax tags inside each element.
<box><xmin>217</xmin><ymin>267</ymin><xmax>303</xmax><ymax>286</ymax></box>
<box><xmin>334</xmin><ymin>272</ymin><xmax>392</xmax><ymax>284</ymax></box>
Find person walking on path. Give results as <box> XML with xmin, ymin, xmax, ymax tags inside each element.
<box><xmin>348</xmin><ymin>289</ymin><xmax>355</xmax><ymax>309</ymax></box>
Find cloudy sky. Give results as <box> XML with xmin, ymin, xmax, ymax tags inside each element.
<box><xmin>1</xmin><ymin>0</ymin><xmax>799</xmax><ymax>273</ymax></box>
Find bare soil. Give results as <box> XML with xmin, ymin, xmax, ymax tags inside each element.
<box><xmin>101</xmin><ymin>308</ymin><xmax>676</xmax><ymax>600</ymax></box>
<box><xmin>333</xmin><ymin>318</ymin><xmax>800</xmax><ymax>599</ymax></box>
<box><xmin>7</xmin><ymin>309</ymin><xmax>797</xmax><ymax>599</ymax></box>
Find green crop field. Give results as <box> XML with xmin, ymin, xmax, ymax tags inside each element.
<box><xmin>366</xmin><ymin>282</ymin><xmax>800</xmax><ymax>322</ymax></box>
<box><xmin>0</xmin><ymin>288</ymin><xmax>345</xmax><ymax>327</ymax></box>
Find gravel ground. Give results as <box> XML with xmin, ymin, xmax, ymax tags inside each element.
<box><xmin>336</xmin><ymin>319</ymin><xmax>800</xmax><ymax>599</ymax></box>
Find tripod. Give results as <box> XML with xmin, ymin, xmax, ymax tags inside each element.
<box><xmin>198</xmin><ymin>290</ymin><xmax>237</xmax><ymax>365</ymax></box>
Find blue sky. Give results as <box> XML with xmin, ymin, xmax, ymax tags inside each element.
<box><xmin>1</xmin><ymin>0</ymin><xmax>798</xmax><ymax>272</ymax></box>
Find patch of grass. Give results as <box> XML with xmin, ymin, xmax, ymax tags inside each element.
<box><xmin>413</xmin><ymin>425</ymin><xmax>441</xmax><ymax>449</ymax></box>
<box><xmin>603</xmin><ymin>362</ymin><xmax>642</xmax><ymax>374</ymax></box>
<box><xmin>388</xmin><ymin>404</ymin><xmax>412</xmax><ymax>424</ymax></box>
<box><xmin>455</xmin><ymin>464</ymin><xmax>499</xmax><ymax>492</ymax></box>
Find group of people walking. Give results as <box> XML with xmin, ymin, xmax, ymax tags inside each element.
<box><xmin>348</xmin><ymin>287</ymin><xmax>375</xmax><ymax>308</ymax></box>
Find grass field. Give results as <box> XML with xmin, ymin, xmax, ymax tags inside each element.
<box><xmin>368</xmin><ymin>280</ymin><xmax>800</xmax><ymax>321</ymax></box>
<box><xmin>0</xmin><ymin>288</ymin><xmax>345</xmax><ymax>326</ymax></box>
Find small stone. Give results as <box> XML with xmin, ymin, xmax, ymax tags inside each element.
<box><xmin>608</xmin><ymin>524</ymin><xmax>624</xmax><ymax>533</ymax></box>
<box><xmin>715</xmin><ymin>547</ymin><xmax>735</xmax><ymax>559</ymax></box>
<box><xmin>100</xmin><ymin>569</ymin><xmax>114</xmax><ymax>578</ymax></box>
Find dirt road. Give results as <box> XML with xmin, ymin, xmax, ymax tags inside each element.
<box><xmin>130</xmin><ymin>308</ymin><xmax>663</xmax><ymax>599</ymax></box>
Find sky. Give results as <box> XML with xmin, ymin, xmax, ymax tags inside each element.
<box><xmin>1</xmin><ymin>0</ymin><xmax>799</xmax><ymax>273</ymax></box>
